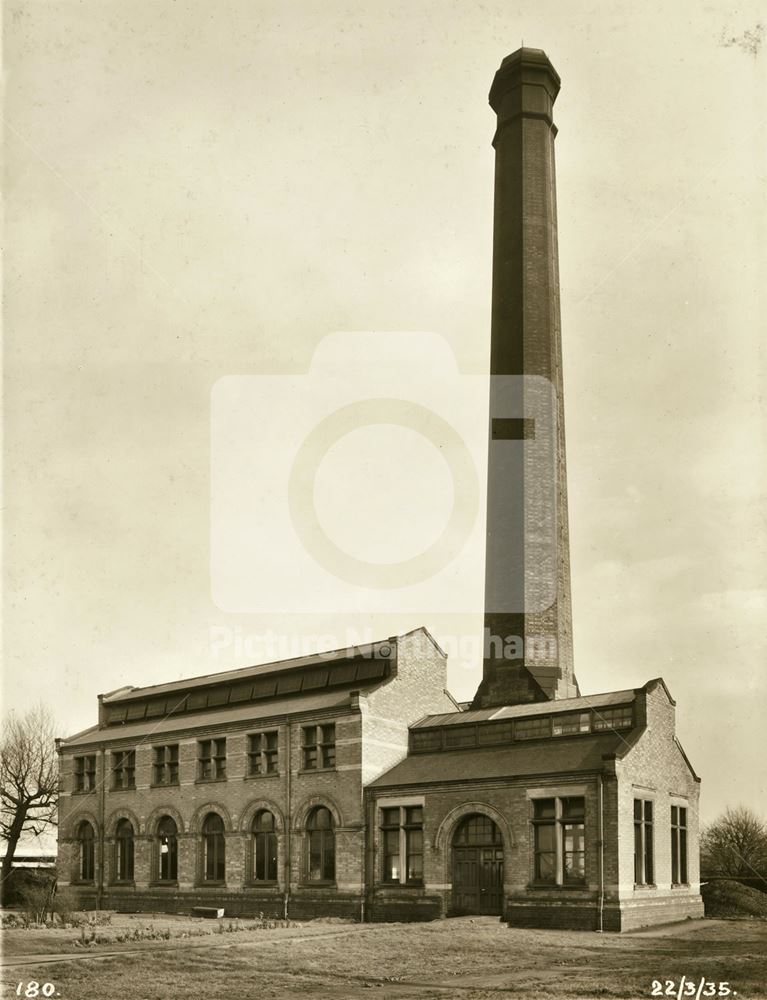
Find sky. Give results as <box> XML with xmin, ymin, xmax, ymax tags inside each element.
<box><xmin>3</xmin><ymin>0</ymin><xmax>765</xmax><ymax>826</ymax></box>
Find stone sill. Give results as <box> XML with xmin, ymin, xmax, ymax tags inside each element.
<box><xmin>526</xmin><ymin>883</ymin><xmax>588</xmax><ymax>892</ymax></box>
<box><xmin>374</xmin><ymin>882</ymin><xmax>425</xmax><ymax>891</ymax></box>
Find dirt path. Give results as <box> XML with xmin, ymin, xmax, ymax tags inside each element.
<box><xmin>1</xmin><ymin>924</ymin><xmax>379</xmax><ymax>968</ymax></box>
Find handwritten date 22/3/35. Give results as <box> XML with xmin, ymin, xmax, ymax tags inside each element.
<box><xmin>651</xmin><ymin>979</ymin><xmax>735</xmax><ymax>998</ymax></box>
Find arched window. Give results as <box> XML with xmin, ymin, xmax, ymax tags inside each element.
<box><xmin>115</xmin><ymin>819</ymin><xmax>135</xmax><ymax>882</ymax></box>
<box><xmin>77</xmin><ymin>821</ymin><xmax>95</xmax><ymax>882</ymax></box>
<box><xmin>202</xmin><ymin>813</ymin><xmax>225</xmax><ymax>882</ymax></box>
<box><xmin>453</xmin><ymin>813</ymin><xmax>502</xmax><ymax>846</ymax></box>
<box><xmin>157</xmin><ymin>816</ymin><xmax>178</xmax><ymax>881</ymax></box>
<box><xmin>306</xmin><ymin>806</ymin><xmax>334</xmax><ymax>882</ymax></box>
<box><xmin>251</xmin><ymin>810</ymin><xmax>278</xmax><ymax>882</ymax></box>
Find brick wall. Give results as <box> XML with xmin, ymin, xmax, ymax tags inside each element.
<box><xmin>611</xmin><ymin>681</ymin><xmax>703</xmax><ymax>929</ymax></box>
<box><xmin>362</xmin><ymin>630</ymin><xmax>452</xmax><ymax>786</ymax></box>
<box><xmin>368</xmin><ymin>775</ymin><xmax>602</xmax><ymax>926</ymax></box>
<box><xmin>56</xmin><ymin>629</ymin><xmax>452</xmax><ymax>919</ymax></box>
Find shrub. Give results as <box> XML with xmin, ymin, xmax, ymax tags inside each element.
<box><xmin>52</xmin><ymin>886</ymin><xmax>79</xmax><ymax>925</ymax></box>
<box><xmin>702</xmin><ymin>879</ymin><xmax>767</xmax><ymax>919</ymax></box>
<box><xmin>20</xmin><ymin>880</ymin><xmax>56</xmax><ymax>924</ymax></box>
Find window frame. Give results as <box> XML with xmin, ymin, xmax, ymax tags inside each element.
<box><xmin>670</xmin><ymin>804</ymin><xmax>688</xmax><ymax>886</ymax></box>
<box><xmin>305</xmin><ymin>806</ymin><xmax>335</xmax><ymax>884</ymax></box>
<box><xmin>76</xmin><ymin>821</ymin><xmax>95</xmax><ymax>882</ymax></box>
<box><xmin>634</xmin><ymin>798</ymin><xmax>655</xmax><ymax>886</ymax></box>
<box><xmin>247</xmin><ymin>731</ymin><xmax>279</xmax><ymax>777</ymax></box>
<box><xmin>114</xmin><ymin>818</ymin><xmax>135</xmax><ymax>883</ymax></box>
<box><xmin>250</xmin><ymin>810</ymin><xmax>279</xmax><ymax>884</ymax></box>
<box><xmin>197</xmin><ymin>738</ymin><xmax>227</xmax><ymax>781</ymax></box>
<box><xmin>111</xmin><ymin>749</ymin><xmax>136</xmax><ymax>791</ymax></box>
<box><xmin>531</xmin><ymin>796</ymin><xmax>586</xmax><ymax>887</ymax></box>
<box><xmin>152</xmin><ymin>744</ymin><xmax>179</xmax><ymax>787</ymax></box>
<box><xmin>156</xmin><ymin>816</ymin><xmax>179</xmax><ymax>883</ymax></box>
<box><xmin>73</xmin><ymin>754</ymin><xmax>97</xmax><ymax>793</ymax></box>
<box><xmin>380</xmin><ymin>805</ymin><xmax>424</xmax><ymax>885</ymax></box>
<box><xmin>201</xmin><ymin>812</ymin><xmax>226</xmax><ymax>884</ymax></box>
<box><xmin>301</xmin><ymin>723</ymin><xmax>336</xmax><ymax>771</ymax></box>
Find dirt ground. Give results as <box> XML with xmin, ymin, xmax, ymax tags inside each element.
<box><xmin>2</xmin><ymin>914</ymin><xmax>766</xmax><ymax>1000</ymax></box>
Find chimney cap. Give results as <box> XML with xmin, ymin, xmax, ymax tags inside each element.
<box><xmin>489</xmin><ymin>47</ymin><xmax>561</xmax><ymax>115</ymax></box>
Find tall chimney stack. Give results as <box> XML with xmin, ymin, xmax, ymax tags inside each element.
<box><xmin>471</xmin><ymin>48</ymin><xmax>579</xmax><ymax>709</ymax></box>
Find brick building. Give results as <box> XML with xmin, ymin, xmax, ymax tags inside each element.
<box><xmin>56</xmin><ymin>48</ymin><xmax>704</xmax><ymax>930</ymax></box>
<box><xmin>56</xmin><ymin>629</ymin><xmax>453</xmax><ymax>920</ymax></box>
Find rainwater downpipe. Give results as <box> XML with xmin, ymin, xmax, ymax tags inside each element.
<box><xmin>97</xmin><ymin>747</ymin><xmax>106</xmax><ymax>911</ymax></box>
<box><xmin>597</xmin><ymin>774</ymin><xmax>605</xmax><ymax>933</ymax></box>
<box><xmin>283</xmin><ymin>717</ymin><xmax>291</xmax><ymax>921</ymax></box>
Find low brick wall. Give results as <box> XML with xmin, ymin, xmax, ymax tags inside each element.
<box><xmin>69</xmin><ymin>886</ymin><xmax>362</xmax><ymax>920</ymax></box>
<box><xmin>505</xmin><ymin>899</ymin><xmax>599</xmax><ymax>931</ymax></box>
<box><xmin>617</xmin><ymin>894</ymin><xmax>704</xmax><ymax>931</ymax></box>
<box><xmin>368</xmin><ymin>895</ymin><xmax>443</xmax><ymax>922</ymax></box>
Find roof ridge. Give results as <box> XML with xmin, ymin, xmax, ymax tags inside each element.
<box><xmin>101</xmin><ymin>632</ymin><xmax>406</xmax><ymax>704</ymax></box>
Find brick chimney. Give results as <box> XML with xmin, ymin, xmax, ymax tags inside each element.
<box><xmin>471</xmin><ymin>48</ymin><xmax>579</xmax><ymax>709</ymax></box>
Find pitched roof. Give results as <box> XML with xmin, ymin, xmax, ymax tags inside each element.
<box><xmin>101</xmin><ymin>634</ymin><xmax>409</xmax><ymax>704</ymax></box>
<box><xmin>410</xmin><ymin>687</ymin><xmax>637</xmax><ymax>728</ymax></box>
<box><xmin>369</xmin><ymin>731</ymin><xmax>630</xmax><ymax>788</ymax></box>
<box><xmin>60</xmin><ymin>690</ymin><xmax>352</xmax><ymax>749</ymax></box>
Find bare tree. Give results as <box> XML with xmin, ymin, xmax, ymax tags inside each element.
<box><xmin>1</xmin><ymin>705</ymin><xmax>59</xmax><ymax>904</ymax></box>
<box><xmin>700</xmin><ymin>806</ymin><xmax>767</xmax><ymax>879</ymax></box>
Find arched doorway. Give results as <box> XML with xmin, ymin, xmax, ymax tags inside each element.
<box><xmin>452</xmin><ymin>813</ymin><xmax>504</xmax><ymax>915</ymax></box>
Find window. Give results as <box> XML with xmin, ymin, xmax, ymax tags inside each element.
<box><xmin>111</xmin><ymin>750</ymin><xmax>136</xmax><ymax>790</ymax></box>
<box><xmin>444</xmin><ymin>726</ymin><xmax>476</xmax><ymax>749</ymax></box>
<box><xmin>248</xmin><ymin>732</ymin><xmax>278</xmax><ymax>775</ymax></box>
<box><xmin>201</xmin><ymin>813</ymin><xmax>225</xmax><ymax>882</ymax></box>
<box><xmin>514</xmin><ymin>717</ymin><xmax>552</xmax><ymax>740</ymax></box>
<box><xmin>671</xmin><ymin>805</ymin><xmax>688</xmax><ymax>885</ymax></box>
<box><xmin>592</xmin><ymin>706</ymin><xmax>633</xmax><ymax>731</ymax></box>
<box><xmin>251</xmin><ymin>810</ymin><xmax>278</xmax><ymax>882</ymax></box>
<box><xmin>306</xmin><ymin>807</ymin><xmax>335</xmax><ymax>882</ymax></box>
<box><xmin>115</xmin><ymin>819</ymin><xmax>135</xmax><ymax>881</ymax></box>
<box><xmin>74</xmin><ymin>755</ymin><xmax>96</xmax><ymax>792</ymax></box>
<box><xmin>532</xmin><ymin>797</ymin><xmax>586</xmax><ymax>885</ymax></box>
<box><xmin>552</xmin><ymin>713</ymin><xmax>591</xmax><ymax>737</ymax></box>
<box><xmin>157</xmin><ymin>816</ymin><xmax>178</xmax><ymax>881</ymax></box>
<box><xmin>77</xmin><ymin>821</ymin><xmax>95</xmax><ymax>881</ymax></box>
<box><xmin>302</xmin><ymin>724</ymin><xmax>335</xmax><ymax>770</ymax></box>
<box><xmin>634</xmin><ymin>798</ymin><xmax>654</xmax><ymax>885</ymax></box>
<box><xmin>198</xmin><ymin>738</ymin><xmax>226</xmax><ymax>780</ymax></box>
<box><xmin>381</xmin><ymin>805</ymin><xmax>424</xmax><ymax>884</ymax></box>
<box><xmin>411</xmin><ymin>730</ymin><xmax>442</xmax><ymax>752</ymax></box>
<box><xmin>477</xmin><ymin>721</ymin><xmax>513</xmax><ymax>746</ymax></box>
<box><xmin>152</xmin><ymin>745</ymin><xmax>179</xmax><ymax>786</ymax></box>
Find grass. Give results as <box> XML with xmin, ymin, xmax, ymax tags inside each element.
<box><xmin>2</xmin><ymin>915</ymin><xmax>767</xmax><ymax>1000</ymax></box>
